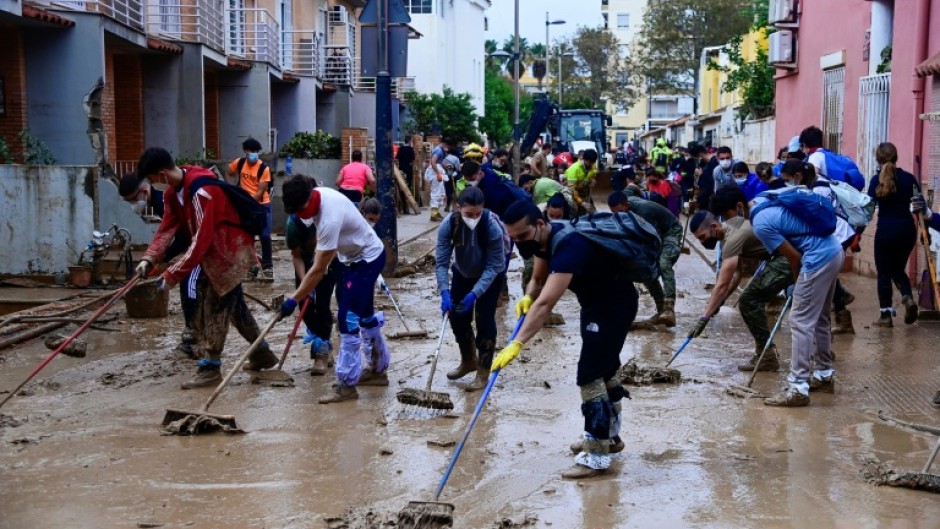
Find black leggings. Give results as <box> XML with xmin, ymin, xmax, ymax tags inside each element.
<box><xmin>874</xmin><ymin>219</ymin><xmax>917</xmax><ymax>308</ymax></box>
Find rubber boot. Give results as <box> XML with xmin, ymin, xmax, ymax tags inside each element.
<box><xmin>645</xmin><ymin>297</ymin><xmax>666</xmax><ymax>324</ymax></box>
<box><xmin>242</xmin><ymin>340</ymin><xmax>278</xmax><ymax>371</ymax></box>
<box><xmin>181</xmin><ymin>366</ymin><xmax>221</xmax><ymax>389</ymax></box>
<box><xmin>361</xmin><ymin>321</ymin><xmax>390</xmax><ymax>373</ymax></box>
<box><xmin>873</xmin><ymin>309</ymin><xmax>893</xmax><ymax>328</ymax></box>
<box><xmin>656</xmin><ymin>299</ymin><xmax>676</xmax><ymax>328</ymax></box>
<box><xmin>902</xmin><ymin>295</ymin><xmax>919</xmax><ymax>325</ymax></box>
<box><xmin>830</xmin><ymin>309</ymin><xmax>855</xmax><ymax>335</ymax></box>
<box><xmin>447</xmin><ymin>340</ymin><xmax>478</xmax><ymax>380</ymax></box>
<box><xmin>430</xmin><ymin>208</ymin><xmax>443</xmax><ymax>222</ymax></box>
<box><xmin>737</xmin><ymin>345</ymin><xmax>779</xmax><ymax>372</ymax></box>
<box><xmin>174</xmin><ymin>327</ymin><xmax>196</xmax><ymax>358</ymax></box>
<box><xmin>465</xmin><ymin>340</ymin><xmax>494</xmax><ymax>392</ymax></box>
<box><xmin>318</xmin><ymin>382</ymin><xmax>359</xmax><ymax>404</ymax></box>
<box><xmin>310</xmin><ymin>338</ymin><xmax>330</xmax><ymax>376</ymax></box>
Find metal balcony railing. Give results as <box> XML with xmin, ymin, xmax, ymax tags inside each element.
<box><xmin>145</xmin><ymin>0</ymin><xmax>224</xmax><ymax>53</ymax></box>
<box><xmin>281</xmin><ymin>30</ymin><xmax>320</xmax><ymax>77</ymax></box>
<box><xmin>355</xmin><ymin>75</ymin><xmax>417</xmax><ymax>100</ymax></box>
<box><xmin>322</xmin><ymin>46</ymin><xmax>353</xmax><ymax>85</ymax></box>
<box><xmin>227</xmin><ymin>7</ymin><xmax>279</xmax><ymax>69</ymax></box>
<box><xmin>43</xmin><ymin>0</ymin><xmax>145</xmax><ymax>31</ymax></box>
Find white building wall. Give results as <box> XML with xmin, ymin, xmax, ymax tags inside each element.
<box><xmin>407</xmin><ymin>0</ymin><xmax>487</xmax><ymax>114</ymax></box>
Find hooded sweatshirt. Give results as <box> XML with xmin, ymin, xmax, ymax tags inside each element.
<box><xmin>435</xmin><ymin>210</ymin><xmax>507</xmax><ymax>297</ymax></box>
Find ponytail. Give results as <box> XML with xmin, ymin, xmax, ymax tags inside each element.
<box><xmin>875</xmin><ymin>142</ymin><xmax>898</xmax><ymax>198</ymax></box>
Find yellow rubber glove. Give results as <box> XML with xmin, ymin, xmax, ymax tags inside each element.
<box><xmin>515</xmin><ymin>295</ymin><xmax>533</xmax><ymax>319</ymax></box>
<box><xmin>491</xmin><ymin>340</ymin><xmax>525</xmax><ymax>371</ymax></box>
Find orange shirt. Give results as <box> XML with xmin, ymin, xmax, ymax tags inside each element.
<box><xmin>228</xmin><ymin>158</ymin><xmax>272</xmax><ymax>205</ymax></box>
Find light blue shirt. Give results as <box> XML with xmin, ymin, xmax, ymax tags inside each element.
<box><xmin>751</xmin><ymin>204</ymin><xmax>842</xmax><ymax>273</ymax></box>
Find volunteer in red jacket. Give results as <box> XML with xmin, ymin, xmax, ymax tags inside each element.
<box><xmin>279</xmin><ymin>175</ymin><xmax>390</xmax><ymax>404</ymax></box>
<box><xmin>135</xmin><ymin>147</ymin><xmax>278</xmax><ymax>389</ymax></box>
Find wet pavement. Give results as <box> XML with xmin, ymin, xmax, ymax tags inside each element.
<box><xmin>2</xmin><ymin>209</ymin><xmax>940</xmax><ymax>529</ymax></box>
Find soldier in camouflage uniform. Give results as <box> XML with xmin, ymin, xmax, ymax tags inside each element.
<box><xmin>687</xmin><ymin>187</ymin><xmax>795</xmax><ymax>371</ymax></box>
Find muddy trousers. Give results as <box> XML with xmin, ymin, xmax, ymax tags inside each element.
<box><xmin>738</xmin><ymin>256</ymin><xmax>794</xmax><ymax>349</ymax></box>
<box><xmin>335</xmin><ymin>249</ymin><xmax>388</xmax><ymax>386</ymax></box>
<box><xmin>874</xmin><ymin>219</ymin><xmax>917</xmax><ymax>309</ymax></box>
<box><xmin>448</xmin><ymin>268</ymin><xmax>505</xmax><ymax>370</ymax></box>
<box><xmin>788</xmin><ymin>251</ymin><xmax>843</xmax><ymax>395</ymax></box>
<box><xmin>192</xmin><ymin>276</ymin><xmax>260</xmax><ymax>364</ymax></box>
<box><xmin>183</xmin><ymin>267</ymin><xmax>262</xmax><ymax>349</ymax></box>
<box><xmin>642</xmin><ymin>232</ymin><xmax>681</xmax><ymax>304</ymax></box>
<box><xmin>297</xmin><ymin>258</ymin><xmax>340</xmax><ymax>357</ymax></box>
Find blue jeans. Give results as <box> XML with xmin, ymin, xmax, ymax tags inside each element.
<box><xmin>337</xmin><ymin>249</ymin><xmax>387</xmax><ymax>333</ymax></box>
<box><xmin>260</xmin><ymin>204</ymin><xmax>273</xmax><ymax>269</ymax></box>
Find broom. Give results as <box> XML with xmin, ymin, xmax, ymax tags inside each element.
<box><xmin>396</xmin><ymin>314</ymin><xmax>453</xmax><ymax>412</ymax></box>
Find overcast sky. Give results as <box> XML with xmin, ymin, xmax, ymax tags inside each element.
<box><xmin>484</xmin><ymin>0</ymin><xmax>605</xmax><ymax>48</ymax></box>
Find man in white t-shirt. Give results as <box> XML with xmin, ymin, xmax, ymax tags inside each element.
<box><xmin>279</xmin><ymin>176</ymin><xmax>390</xmax><ymax>403</ymax></box>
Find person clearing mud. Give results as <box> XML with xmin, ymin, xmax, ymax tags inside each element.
<box><xmin>134</xmin><ymin>147</ymin><xmax>278</xmax><ymax>389</ymax></box>
<box><xmin>688</xmin><ymin>187</ymin><xmax>795</xmax><ymax>371</ymax></box>
<box><xmin>749</xmin><ymin>176</ymin><xmax>843</xmax><ymax>407</ymax></box>
<box><xmin>436</xmin><ymin>187</ymin><xmax>509</xmax><ymax>391</ymax></box>
<box><xmin>279</xmin><ymin>176</ymin><xmax>390</xmax><ymax>403</ymax></box>
<box><xmin>911</xmin><ymin>193</ymin><xmax>940</xmax><ymax>406</ymax></box>
<box><xmin>494</xmin><ymin>200</ymin><xmax>640</xmax><ymax>479</ymax></box>
<box><xmin>609</xmin><ymin>191</ymin><xmax>681</xmax><ymax>328</ymax></box>
<box><xmin>285</xmin><ymin>176</ymin><xmax>340</xmax><ymax>376</ymax></box>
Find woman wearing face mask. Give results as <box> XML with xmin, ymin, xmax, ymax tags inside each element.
<box><xmin>733</xmin><ymin>161</ymin><xmax>769</xmax><ymax>201</ymax></box>
<box><xmin>867</xmin><ymin>142</ymin><xmax>920</xmax><ymax>327</ymax></box>
<box><xmin>360</xmin><ymin>197</ymin><xmax>383</xmax><ymax>227</ymax></box>
<box><xmin>436</xmin><ymin>186</ymin><xmax>509</xmax><ymax>391</ymax></box>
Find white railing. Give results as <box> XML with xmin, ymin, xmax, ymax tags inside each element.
<box><xmin>145</xmin><ymin>0</ymin><xmax>224</xmax><ymax>53</ymax></box>
<box><xmin>227</xmin><ymin>7</ymin><xmax>279</xmax><ymax>68</ymax></box>
<box><xmin>281</xmin><ymin>30</ymin><xmax>320</xmax><ymax>77</ymax></box>
<box><xmin>322</xmin><ymin>46</ymin><xmax>353</xmax><ymax>85</ymax></box>
<box><xmin>355</xmin><ymin>76</ymin><xmax>417</xmax><ymax>99</ymax></box>
<box><xmin>44</xmin><ymin>0</ymin><xmax>145</xmax><ymax>30</ymax></box>
<box><xmin>324</xmin><ymin>7</ymin><xmax>356</xmax><ymax>85</ymax></box>
<box><xmin>857</xmin><ymin>73</ymin><xmax>891</xmax><ymax>182</ymax></box>
<box><xmin>113</xmin><ymin>160</ymin><xmax>138</xmax><ymax>178</ymax></box>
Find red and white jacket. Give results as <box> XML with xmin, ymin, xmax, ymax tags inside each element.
<box><xmin>144</xmin><ymin>166</ymin><xmax>255</xmax><ymax>296</ymax></box>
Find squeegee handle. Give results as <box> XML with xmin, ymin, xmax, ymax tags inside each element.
<box><xmin>434</xmin><ymin>315</ymin><xmax>525</xmax><ymax>501</ymax></box>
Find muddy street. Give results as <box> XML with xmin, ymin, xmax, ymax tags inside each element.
<box><xmin>2</xmin><ymin>222</ymin><xmax>940</xmax><ymax>529</ymax></box>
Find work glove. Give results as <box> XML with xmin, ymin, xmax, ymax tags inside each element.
<box><xmin>687</xmin><ymin>316</ymin><xmax>710</xmax><ymax>339</ymax></box>
<box><xmin>491</xmin><ymin>340</ymin><xmax>525</xmax><ymax>371</ymax></box>
<box><xmin>279</xmin><ymin>297</ymin><xmax>298</xmax><ymax>320</ymax></box>
<box><xmin>784</xmin><ymin>285</ymin><xmax>794</xmax><ymax>299</ymax></box>
<box><xmin>153</xmin><ymin>276</ymin><xmax>169</xmax><ymax>291</ymax></box>
<box><xmin>912</xmin><ymin>195</ymin><xmax>933</xmax><ymax>216</ymax></box>
<box><xmin>135</xmin><ymin>259</ymin><xmax>153</xmax><ymax>277</ymax></box>
<box><xmin>441</xmin><ymin>290</ymin><xmax>453</xmax><ymax>315</ymax></box>
<box><xmin>455</xmin><ymin>292</ymin><xmax>477</xmax><ymax>315</ymax></box>
<box><xmin>515</xmin><ymin>295</ymin><xmax>533</xmax><ymax>319</ymax></box>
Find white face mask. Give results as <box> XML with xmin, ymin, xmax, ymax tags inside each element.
<box><xmin>151</xmin><ymin>181</ymin><xmax>170</xmax><ymax>192</ymax></box>
<box><xmin>735</xmin><ymin>177</ymin><xmax>748</xmax><ymax>186</ymax></box>
<box><xmin>462</xmin><ymin>216</ymin><xmax>480</xmax><ymax>230</ymax></box>
<box><xmin>784</xmin><ymin>181</ymin><xmax>796</xmax><ymax>187</ymax></box>
<box><xmin>719</xmin><ymin>159</ymin><xmax>732</xmax><ymax>170</ymax></box>
<box><xmin>300</xmin><ymin>216</ymin><xmax>315</xmax><ymax>227</ymax></box>
<box><xmin>465</xmin><ymin>179</ymin><xmax>479</xmax><ymax>187</ymax></box>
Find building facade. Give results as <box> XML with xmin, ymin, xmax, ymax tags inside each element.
<box><xmin>601</xmin><ymin>0</ymin><xmax>648</xmax><ymax>148</ymax></box>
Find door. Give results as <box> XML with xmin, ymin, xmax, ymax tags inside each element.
<box><xmin>280</xmin><ymin>0</ymin><xmax>293</xmax><ymax>69</ymax></box>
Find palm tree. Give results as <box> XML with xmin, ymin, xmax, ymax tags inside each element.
<box><xmin>529</xmin><ymin>43</ymin><xmax>547</xmax><ymax>89</ymax></box>
<box><xmin>502</xmin><ymin>37</ymin><xmax>530</xmax><ymax>79</ymax></box>
<box><xmin>484</xmin><ymin>39</ymin><xmax>500</xmax><ymax>70</ymax></box>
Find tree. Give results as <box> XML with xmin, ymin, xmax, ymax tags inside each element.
<box><xmin>623</xmin><ymin>0</ymin><xmax>758</xmax><ymax>106</ymax></box>
<box><xmin>403</xmin><ymin>87</ymin><xmax>481</xmax><ymax>143</ymax></box>
<box><xmin>501</xmin><ymin>37</ymin><xmax>531</xmax><ymax>79</ymax></box>
<box><xmin>530</xmin><ymin>43</ymin><xmax>547</xmax><ymax>89</ymax></box>
<box><xmin>547</xmin><ymin>41</ymin><xmax>595</xmax><ymax>109</ymax></box>
<box><xmin>707</xmin><ymin>25</ymin><xmax>776</xmax><ymax>120</ymax></box>
<box><xmin>480</xmin><ymin>64</ymin><xmax>535</xmax><ymax>146</ymax></box>
<box><xmin>568</xmin><ymin>27</ymin><xmax>631</xmax><ymax>109</ymax></box>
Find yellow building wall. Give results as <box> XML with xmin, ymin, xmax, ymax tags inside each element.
<box><xmin>698</xmin><ymin>29</ymin><xmax>767</xmax><ymax>114</ymax></box>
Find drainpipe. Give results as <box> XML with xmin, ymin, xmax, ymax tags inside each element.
<box><xmin>909</xmin><ymin>0</ymin><xmax>930</xmax><ymax>281</ymax></box>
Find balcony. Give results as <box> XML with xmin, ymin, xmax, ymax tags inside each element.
<box><xmin>322</xmin><ymin>46</ymin><xmax>353</xmax><ymax>85</ymax></box>
<box><xmin>355</xmin><ymin>75</ymin><xmax>417</xmax><ymax>100</ymax></box>
<box><xmin>227</xmin><ymin>8</ymin><xmax>279</xmax><ymax>69</ymax></box>
<box><xmin>145</xmin><ymin>0</ymin><xmax>224</xmax><ymax>53</ymax></box>
<box><xmin>37</xmin><ymin>0</ymin><xmax>145</xmax><ymax>31</ymax></box>
<box><xmin>281</xmin><ymin>30</ymin><xmax>320</xmax><ymax>77</ymax></box>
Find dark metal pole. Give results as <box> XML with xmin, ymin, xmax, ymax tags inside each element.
<box><xmin>375</xmin><ymin>0</ymin><xmax>397</xmax><ymax>272</ymax></box>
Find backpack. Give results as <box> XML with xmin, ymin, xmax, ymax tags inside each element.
<box><xmin>451</xmin><ymin>209</ymin><xmax>513</xmax><ymax>262</ymax></box>
<box><xmin>818</xmin><ymin>149</ymin><xmax>865</xmax><ymax>191</ymax></box>
<box><xmin>235</xmin><ymin>158</ymin><xmax>272</xmax><ymax>198</ymax></box>
<box><xmin>189</xmin><ymin>176</ymin><xmax>269</xmax><ymax>237</ymax></box>
<box><xmin>550</xmin><ymin>211</ymin><xmax>662</xmax><ymax>283</ymax></box>
<box><xmin>750</xmin><ymin>187</ymin><xmax>837</xmax><ymax>237</ymax></box>
<box><xmin>815</xmin><ymin>180</ymin><xmax>875</xmax><ymax>228</ymax></box>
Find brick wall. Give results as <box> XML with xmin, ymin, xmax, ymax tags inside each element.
<box><xmin>112</xmin><ymin>54</ymin><xmax>143</xmax><ymax>163</ymax></box>
<box><xmin>0</xmin><ymin>26</ymin><xmax>27</xmax><ymax>158</ymax></box>
<box><xmin>341</xmin><ymin>127</ymin><xmax>369</xmax><ymax>163</ymax></box>
<box><xmin>204</xmin><ymin>71</ymin><xmax>219</xmax><ymax>158</ymax></box>
<box><xmin>102</xmin><ymin>47</ymin><xmax>115</xmax><ymax>163</ymax></box>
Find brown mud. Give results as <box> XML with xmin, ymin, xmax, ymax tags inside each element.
<box><xmin>2</xmin><ymin>214</ymin><xmax>940</xmax><ymax>528</ymax></box>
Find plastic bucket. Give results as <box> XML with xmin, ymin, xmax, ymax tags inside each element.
<box><xmin>124</xmin><ymin>283</ymin><xmax>170</xmax><ymax>318</ymax></box>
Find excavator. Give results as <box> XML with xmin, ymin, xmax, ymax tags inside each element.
<box><xmin>520</xmin><ymin>96</ymin><xmax>612</xmax><ymax>170</ymax></box>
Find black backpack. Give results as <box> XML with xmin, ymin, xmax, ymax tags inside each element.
<box><xmin>189</xmin><ymin>176</ymin><xmax>269</xmax><ymax>236</ymax></box>
<box><xmin>235</xmin><ymin>158</ymin><xmax>272</xmax><ymax>198</ymax></box>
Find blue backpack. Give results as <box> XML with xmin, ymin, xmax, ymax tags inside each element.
<box><xmin>550</xmin><ymin>212</ymin><xmax>662</xmax><ymax>283</ymax></box>
<box><xmin>750</xmin><ymin>187</ymin><xmax>837</xmax><ymax>237</ymax></box>
<box><xmin>819</xmin><ymin>149</ymin><xmax>865</xmax><ymax>191</ymax></box>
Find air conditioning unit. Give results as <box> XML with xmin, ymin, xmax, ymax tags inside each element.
<box><xmin>769</xmin><ymin>0</ymin><xmax>798</xmax><ymax>26</ymax></box>
<box><xmin>769</xmin><ymin>30</ymin><xmax>796</xmax><ymax>66</ymax></box>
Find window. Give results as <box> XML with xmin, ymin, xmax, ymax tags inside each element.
<box><xmin>617</xmin><ymin>13</ymin><xmax>629</xmax><ymax>28</ymax></box>
<box><xmin>822</xmin><ymin>67</ymin><xmax>846</xmax><ymax>154</ymax></box>
<box><xmin>403</xmin><ymin>0</ymin><xmax>431</xmax><ymax>14</ymax></box>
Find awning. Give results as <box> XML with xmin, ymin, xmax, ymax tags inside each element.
<box><xmin>916</xmin><ymin>50</ymin><xmax>940</xmax><ymax>77</ymax></box>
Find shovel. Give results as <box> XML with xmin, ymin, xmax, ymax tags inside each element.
<box><xmin>726</xmin><ymin>294</ymin><xmax>791</xmax><ymax>399</ymax></box>
<box><xmin>162</xmin><ymin>315</ymin><xmax>280</xmax><ymax>435</ymax></box>
<box><xmin>398</xmin><ymin>316</ymin><xmax>526</xmax><ymax>528</ymax></box>
<box><xmin>396</xmin><ymin>314</ymin><xmax>454</xmax><ymax>412</ymax></box>
<box><xmin>378</xmin><ymin>274</ymin><xmax>428</xmax><ymax>339</ymax></box>
<box><xmin>251</xmin><ymin>297</ymin><xmax>311</xmax><ymax>386</ymax></box>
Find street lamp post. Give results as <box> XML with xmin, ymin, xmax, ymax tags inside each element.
<box><xmin>545</xmin><ymin>13</ymin><xmax>566</xmax><ymax>91</ymax></box>
<box><xmin>558</xmin><ymin>50</ymin><xmax>575</xmax><ymax>108</ymax></box>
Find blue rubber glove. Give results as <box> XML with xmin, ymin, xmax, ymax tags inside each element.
<box><xmin>784</xmin><ymin>285</ymin><xmax>794</xmax><ymax>298</ymax></box>
<box><xmin>441</xmin><ymin>290</ymin><xmax>453</xmax><ymax>315</ymax></box>
<box><xmin>153</xmin><ymin>277</ymin><xmax>168</xmax><ymax>291</ymax></box>
<box><xmin>279</xmin><ymin>297</ymin><xmax>298</xmax><ymax>320</ymax></box>
<box><xmin>455</xmin><ymin>292</ymin><xmax>477</xmax><ymax>315</ymax></box>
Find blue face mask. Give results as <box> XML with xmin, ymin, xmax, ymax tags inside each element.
<box><xmin>735</xmin><ymin>177</ymin><xmax>748</xmax><ymax>186</ymax></box>
<box><xmin>248</xmin><ymin>152</ymin><xmax>260</xmax><ymax>163</ymax></box>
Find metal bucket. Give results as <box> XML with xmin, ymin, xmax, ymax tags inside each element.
<box><xmin>124</xmin><ymin>283</ymin><xmax>170</xmax><ymax>318</ymax></box>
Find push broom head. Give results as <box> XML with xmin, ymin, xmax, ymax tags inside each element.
<box><xmin>397</xmin><ymin>501</ymin><xmax>455</xmax><ymax>529</ymax></box>
<box><xmin>161</xmin><ymin>408</ymin><xmax>244</xmax><ymax>436</ymax></box>
<box><xmin>396</xmin><ymin>388</ymin><xmax>454</xmax><ymax>411</ymax></box>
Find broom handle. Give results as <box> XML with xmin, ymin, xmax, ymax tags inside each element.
<box><xmin>923</xmin><ymin>435</ymin><xmax>940</xmax><ymax>474</ymax></box>
<box><xmin>424</xmin><ymin>314</ymin><xmax>450</xmax><ymax>393</ymax></box>
<box><xmin>747</xmin><ymin>294</ymin><xmax>792</xmax><ymax>388</ymax></box>
<box><xmin>276</xmin><ymin>297</ymin><xmax>310</xmax><ymax>370</ymax></box>
<box><xmin>434</xmin><ymin>315</ymin><xmax>525</xmax><ymax>501</ymax></box>
<box><xmin>378</xmin><ymin>274</ymin><xmax>411</xmax><ymax>333</ymax></box>
<box><xmin>201</xmin><ymin>315</ymin><xmax>280</xmax><ymax>413</ymax></box>
<box><xmin>0</xmin><ymin>274</ymin><xmax>142</xmax><ymax>410</ymax></box>
<box><xmin>663</xmin><ymin>336</ymin><xmax>693</xmax><ymax>369</ymax></box>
